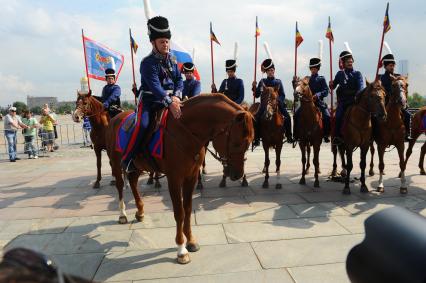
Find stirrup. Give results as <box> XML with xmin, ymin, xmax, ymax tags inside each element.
<box><xmin>122</xmin><ymin>160</ymin><xmax>137</xmax><ymax>173</ymax></box>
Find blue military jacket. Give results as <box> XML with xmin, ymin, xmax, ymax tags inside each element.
<box><xmin>183</xmin><ymin>78</ymin><xmax>201</xmax><ymax>99</ymax></box>
<box><xmin>101</xmin><ymin>84</ymin><xmax>121</xmax><ymax>108</ymax></box>
<box><xmin>140</xmin><ymin>51</ymin><xmax>183</xmax><ymax>107</ymax></box>
<box><xmin>380</xmin><ymin>71</ymin><xmax>400</xmax><ymax>96</ymax></box>
<box><xmin>332</xmin><ymin>68</ymin><xmax>364</xmax><ymax>105</ymax></box>
<box><xmin>255</xmin><ymin>77</ymin><xmax>286</xmax><ymax>104</ymax></box>
<box><xmin>309</xmin><ymin>74</ymin><xmax>329</xmax><ymax>100</ymax></box>
<box><xmin>218</xmin><ymin>77</ymin><xmax>244</xmax><ymax>104</ymax></box>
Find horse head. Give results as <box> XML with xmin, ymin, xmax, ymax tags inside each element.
<box><xmin>72</xmin><ymin>90</ymin><xmax>103</xmax><ymax>123</ymax></box>
<box><xmin>294</xmin><ymin>76</ymin><xmax>313</xmax><ymax>103</ymax></box>
<box><xmin>212</xmin><ymin>109</ymin><xmax>254</xmax><ymax>181</ymax></box>
<box><xmin>261</xmin><ymin>85</ymin><xmax>280</xmax><ymax>121</ymax></box>
<box><xmin>364</xmin><ymin>79</ymin><xmax>387</xmax><ymax>121</ymax></box>
<box><xmin>390</xmin><ymin>75</ymin><xmax>409</xmax><ymax>108</ymax></box>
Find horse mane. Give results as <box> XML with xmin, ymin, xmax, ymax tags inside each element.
<box><xmin>182</xmin><ymin>93</ymin><xmax>244</xmax><ymax>112</ymax></box>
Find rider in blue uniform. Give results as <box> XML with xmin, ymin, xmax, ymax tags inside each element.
<box><xmin>124</xmin><ymin>15</ymin><xmax>183</xmax><ymax>172</ymax></box>
<box><xmin>293</xmin><ymin>57</ymin><xmax>331</xmax><ymax>143</ymax></box>
<box><xmin>182</xmin><ymin>62</ymin><xmax>201</xmax><ymax>99</ymax></box>
<box><xmin>251</xmin><ymin>59</ymin><xmax>293</xmax><ymax>146</ymax></box>
<box><xmin>101</xmin><ymin>68</ymin><xmax>122</xmax><ymax>117</ymax></box>
<box><xmin>212</xmin><ymin>60</ymin><xmax>244</xmax><ymax>105</ymax></box>
<box><xmin>329</xmin><ymin>49</ymin><xmax>364</xmax><ymax>144</ymax></box>
<box><xmin>379</xmin><ymin>53</ymin><xmax>412</xmax><ymax>141</ymax></box>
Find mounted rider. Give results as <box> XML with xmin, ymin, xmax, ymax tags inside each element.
<box><xmin>101</xmin><ymin>67</ymin><xmax>122</xmax><ymax>118</ymax></box>
<box><xmin>252</xmin><ymin>58</ymin><xmax>294</xmax><ymax>146</ymax></box>
<box><xmin>123</xmin><ymin>15</ymin><xmax>183</xmax><ymax>172</ymax></box>
<box><xmin>329</xmin><ymin>42</ymin><xmax>364</xmax><ymax>144</ymax></box>
<box><xmin>211</xmin><ymin>43</ymin><xmax>244</xmax><ymax>105</ymax></box>
<box><xmin>294</xmin><ymin>40</ymin><xmax>330</xmax><ymax>143</ymax></box>
<box><xmin>182</xmin><ymin>62</ymin><xmax>201</xmax><ymax>99</ymax></box>
<box><xmin>378</xmin><ymin>43</ymin><xmax>412</xmax><ymax>141</ymax></box>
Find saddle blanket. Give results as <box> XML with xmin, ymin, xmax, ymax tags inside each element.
<box><xmin>422</xmin><ymin>113</ymin><xmax>426</xmax><ymax>133</ymax></box>
<box><xmin>116</xmin><ymin>110</ymin><xmax>168</xmax><ymax>159</ymax></box>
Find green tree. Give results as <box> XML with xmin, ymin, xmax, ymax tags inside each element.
<box><xmin>57</xmin><ymin>103</ymin><xmax>74</xmax><ymax>114</ymax></box>
<box><xmin>30</xmin><ymin>106</ymin><xmax>42</xmax><ymax>115</ymax></box>
<box><xmin>285</xmin><ymin>98</ymin><xmax>293</xmax><ymax>110</ymax></box>
<box><xmin>408</xmin><ymin>93</ymin><xmax>426</xmax><ymax>108</ymax></box>
<box><xmin>12</xmin><ymin>101</ymin><xmax>28</xmax><ymax>114</ymax></box>
<box><xmin>122</xmin><ymin>101</ymin><xmax>135</xmax><ymax>110</ymax></box>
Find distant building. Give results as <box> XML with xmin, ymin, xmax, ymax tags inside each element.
<box><xmin>398</xmin><ymin>60</ymin><xmax>409</xmax><ymax>76</ymax></box>
<box><xmin>27</xmin><ymin>96</ymin><xmax>58</xmax><ymax>109</ymax></box>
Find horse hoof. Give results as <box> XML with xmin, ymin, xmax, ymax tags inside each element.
<box><xmin>369</xmin><ymin>169</ymin><xmax>375</xmax><ymax>177</ymax></box>
<box><xmin>93</xmin><ymin>182</ymin><xmax>100</xmax><ymax>189</ymax></box>
<box><xmin>219</xmin><ymin>179</ymin><xmax>226</xmax><ymax>188</ymax></box>
<box><xmin>360</xmin><ymin>186</ymin><xmax>369</xmax><ymax>193</ymax></box>
<box><xmin>275</xmin><ymin>183</ymin><xmax>282</xmax><ymax>190</ymax></box>
<box><xmin>196</xmin><ymin>182</ymin><xmax>203</xmax><ymax>190</ymax></box>
<box><xmin>262</xmin><ymin>167</ymin><xmax>267</xmax><ymax>174</ymax></box>
<box><xmin>154</xmin><ymin>182</ymin><xmax>162</xmax><ymax>189</ymax></box>
<box><xmin>202</xmin><ymin>168</ymin><xmax>207</xmax><ymax>175</ymax></box>
<box><xmin>420</xmin><ymin>170</ymin><xmax>426</xmax><ymax>175</ymax></box>
<box><xmin>341</xmin><ymin>169</ymin><xmax>347</xmax><ymax>178</ymax></box>
<box><xmin>135</xmin><ymin>213</ymin><xmax>144</xmax><ymax>222</ymax></box>
<box><xmin>331</xmin><ymin>169</ymin><xmax>337</xmax><ymax>177</ymax></box>
<box><xmin>118</xmin><ymin>215</ymin><xmax>128</xmax><ymax>224</ymax></box>
<box><xmin>299</xmin><ymin>178</ymin><xmax>306</xmax><ymax>185</ymax></box>
<box><xmin>241</xmin><ymin>179</ymin><xmax>248</xmax><ymax>187</ymax></box>
<box><xmin>314</xmin><ymin>180</ymin><xmax>320</xmax><ymax>188</ymax></box>
<box><xmin>400</xmin><ymin>187</ymin><xmax>408</xmax><ymax>194</ymax></box>
<box><xmin>147</xmin><ymin>178</ymin><xmax>154</xmax><ymax>185</ymax></box>
<box><xmin>109</xmin><ymin>180</ymin><xmax>116</xmax><ymax>186</ymax></box>
<box><xmin>186</xmin><ymin>242</ymin><xmax>200</xmax><ymax>252</ymax></box>
<box><xmin>342</xmin><ymin>188</ymin><xmax>351</xmax><ymax>195</ymax></box>
<box><xmin>377</xmin><ymin>186</ymin><xmax>384</xmax><ymax>193</ymax></box>
<box><xmin>177</xmin><ymin>253</ymin><xmax>191</xmax><ymax>264</ymax></box>
<box><xmin>262</xmin><ymin>181</ymin><xmax>269</xmax><ymax>189</ymax></box>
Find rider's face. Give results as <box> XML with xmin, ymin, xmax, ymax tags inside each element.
<box><xmin>227</xmin><ymin>70</ymin><xmax>236</xmax><ymax>78</ymax></box>
<box><xmin>385</xmin><ymin>63</ymin><xmax>395</xmax><ymax>74</ymax></box>
<box><xmin>310</xmin><ymin>67</ymin><xmax>319</xmax><ymax>75</ymax></box>
<box><xmin>153</xmin><ymin>38</ymin><xmax>170</xmax><ymax>55</ymax></box>
<box><xmin>184</xmin><ymin>72</ymin><xmax>194</xmax><ymax>80</ymax></box>
<box><xmin>266</xmin><ymin>68</ymin><xmax>275</xmax><ymax>78</ymax></box>
<box><xmin>344</xmin><ymin>58</ymin><xmax>354</xmax><ymax>69</ymax></box>
<box><xmin>106</xmin><ymin>76</ymin><xmax>116</xmax><ymax>85</ymax></box>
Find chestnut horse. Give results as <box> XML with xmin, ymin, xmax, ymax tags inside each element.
<box><xmin>373</xmin><ymin>76</ymin><xmax>409</xmax><ymax>193</ymax></box>
<box><xmin>404</xmin><ymin>106</ymin><xmax>426</xmax><ymax>175</ymax></box>
<box><xmin>73</xmin><ymin>91</ymin><xmax>112</xmax><ymax>188</ymax></box>
<box><xmin>249</xmin><ymin>85</ymin><xmax>284</xmax><ymax>189</ymax></box>
<box><xmin>106</xmin><ymin>94</ymin><xmax>254</xmax><ymax>264</ymax></box>
<box><xmin>338</xmin><ymin>80</ymin><xmax>387</xmax><ymax>194</ymax></box>
<box><xmin>294</xmin><ymin>77</ymin><xmax>323</xmax><ymax>187</ymax></box>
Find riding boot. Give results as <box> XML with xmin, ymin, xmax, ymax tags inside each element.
<box><xmin>253</xmin><ymin>121</ymin><xmax>261</xmax><ymax>147</ymax></box>
<box><xmin>285</xmin><ymin>118</ymin><xmax>294</xmax><ymax>143</ymax></box>
<box><xmin>323</xmin><ymin>116</ymin><xmax>330</xmax><ymax>143</ymax></box>
<box><xmin>293</xmin><ymin>116</ymin><xmax>299</xmax><ymax>141</ymax></box>
<box><xmin>403</xmin><ymin>110</ymin><xmax>412</xmax><ymax>141</ymax></box>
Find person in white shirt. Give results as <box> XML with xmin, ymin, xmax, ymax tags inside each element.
<box><xmin>3</xmin><ymin>107</ymin><xmax>28</xmax><ymax>162</ymax></box>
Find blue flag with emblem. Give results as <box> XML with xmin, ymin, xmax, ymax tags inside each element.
<box><xmin>83</xmin><ymin>35</ymin><xmax>124</xmax><ymax>81</ymax></box>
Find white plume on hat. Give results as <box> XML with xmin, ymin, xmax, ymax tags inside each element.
<box><xmin>110</xmin><ymin>57</ymin><xmax>116</xmax><ymax>71</ymax></box>
<box><xmin>318</xmin><ymin>40</ymin><xmax>323</xmax><ymax>60</ymax></box>
<box><xmin>192</xmin><ymin>48</ymin><xmax>196</xmax><ymax>63</ymax></box>
<box><xmin>233</xmin><ymin>42</ymin><xmax>239</xmax><ymax>60</ymax></box>
<box><xmin>263</xmin><ymin>42</ymin><xmax>273</xmax><ymax>60</ymax></box>
<box><xmin>143</xmin><ymin>0</ymin><xmax>154</xmax><ymax>20</ymax></box>
<box><xmin>344</xmin><ymin>42</ymin><xmax>352</xmax><ymax>54</ymax></box>
<box><xmin>383</xmin><ymin>41</ymin><xmax>392</xmax><ymax>55</ymax></box>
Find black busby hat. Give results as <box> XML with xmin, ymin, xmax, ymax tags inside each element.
<box><xmin>182</xmin><ymin>62</ymin><xmax>195</xmax><ymax>73</ymax></box>
<box><xmin>382</xmin><ymin>54</ymin><xmax>395</xmax><ymax>66</ymax></box>
<box><xmin>105</xmin><ymin>68</ymin><xmax>116</xmax><ymax>77</ymax></box>
<box><xmin>309</xmin><ymin>58</ymin><xmax>321</xmax><ymax>68</ymax></box>
<box><xmin>147</xmin><ymin>16</ymin><xmax>171</xmax><ymax>41</ymax></box>
<box><xmin>226</xmin><ymin>59</ymin><xmax>237</xmax><ymax>71</ymax></box>
<box><xmin>261</xmin><ymin>59</ymin><xmax>275</xmax><ymax>72</ymax></box>
<box><xmin>339</xmin><ymin>51</ymin><xmax>353</xmax><ymax>61</ymax></box>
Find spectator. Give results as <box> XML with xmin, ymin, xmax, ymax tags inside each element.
<box><xmin>21</xmin><ymin>110</ymin><xmax>39</xmax><ymax>159</ymax></box>
<box><xmin>3</xmin><ymin>107</ymin><xmax>28</xmax><ymax>162</ymax></box>
<box><xmin>43</xmin><ymin>104</ymin><xmax>59</xmax><ymax>150</ymax></box>
<box><xmin>39</xmin><ymin>108</ymin><xmax>55</xmax><ymax>152</ymax></box>
<box><xmin>82</xmin><ymin>116</ymin><xmax>92</xmax><ymax>147</ymax></box>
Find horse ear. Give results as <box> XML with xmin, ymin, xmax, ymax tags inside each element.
<box><xmin>365</xmin><ymin>78</ymin><xmax>370</xmax><ymax>87</ymax></box>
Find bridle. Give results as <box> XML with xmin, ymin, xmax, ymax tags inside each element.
<box><xmin>294</xmin><ymin>80</ymin><xmax>315</xmax><ymax>104</ymax></box>
<box><xmin>389</xmin><ymin>79</ymin><xmax>407</xmax><ymax>107</ymax></box>
<box><xmin>75</xmin><ymin>95</ymin><xmax>106</xmax><ymax>119</ymax></box>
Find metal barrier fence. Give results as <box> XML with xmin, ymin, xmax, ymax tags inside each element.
<box><xmin>1</xmin><ymin>124</ymin><xmax>92</xmax><ymax>158</ymax></box>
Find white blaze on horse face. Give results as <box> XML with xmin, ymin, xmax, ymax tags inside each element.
<box><xmin>119</xmin><ymin>200</ymin><xmax>127</xmax><ymax>217</ymax></box>
<box><xmin>295</xmin><ymin>85</ymin><xmax>302</xmax><ymax>94</ymax></box>
<box><xmin>177</xmin><ymin>244</ymin><xmax>188</xmax><ymax>256</ymax></box>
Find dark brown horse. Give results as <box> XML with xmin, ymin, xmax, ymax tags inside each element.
<box><xmin>249</xmin><ymin>85</ymin><xmax>284</xmax><ymax>189</ymax></box>
<box><xmin>373</xmin><ymin>76</ymin><xmax>409</xmax><ymax>193</ymax></box>
<box><xmin>338</xmin><ymin>80</ymin><xmax>387</xmax><ymax>194</ymax></box>
<box><xmin>404</xmin><ymin>106</ymin><xmax>426</xmax><ymax>175</ymax></box>
<box><xmin>73</xmin><ymin>91</ymin><xmax>112</xmax><ymax>188</ymax></box>
<box><xmin>294</xmin><ymin>77</ymin><xmax>323</xmax><ymax>187</ymax></box>
<box><xmin>106</xmin><ymin>94</ymin><xmax>254</xmax><ymax>264</ymax></box>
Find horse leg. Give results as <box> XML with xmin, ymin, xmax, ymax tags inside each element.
<box><xmin>147</xmin><ymin>171</ymin><xmax>154</xmax><ymax>185</ymax></box>
<box><xmin>369</xmin><ymin>142</ymin><xmax>375</xmax><ymax>176</ymax></box>
<box><xmin>359</xmin><ymin>146</ymin><xmax>369</xmax><ymax>193</ymax></box>
<box><xmin>93</xmin><ymin>148</ymin><xmax>101</xmax><ymax>189</ymax></box>
<box><xmin>398</xmin><ymin>142</ymin><xmax>408</xmax><ymax>194</ymax></box>
<box><xmin>306</xmin><ymin>145</ymin><xmax>311</xmax><ymax>175</ymax></box>
<box><xmin>275</xmin><ymin>142</ymin><xmax>283</xmax><ymax>189</ymax></box>
<box><xmin>403</xmin><ymin>132</ymin><xmax>419</xmax><ymax>173</ymax></box>
<box><xmin>154</xmin><ymin>172</ymin><xmax>162</xmax><ymax>189</ymax></box>
<box><xmin>331</xmin><ymin>144</ymin><xmax>338</xmax><ymax>177</ymax></box>
<box><xmin>168</xmin><ymin>176</ymin><xmax>189</xmax><ymax>264</ymax></box>
<box><xmin>109</xmin><ymin>160</ymin><xmax>116</xmax><ymax>186</ymax></box>
<box><xmin>202</xmin><ymin>151</ymin><xmax>207</xmax><ymax>175</ymax></box>
<box><xmin>419</xmin><ymin>141</ymin><xmax>426</xmax><ymax>175</ymax></box>
<box><xmin>313</xmin><ymin>143</ymin><xmax>320</xmax><ymax>188</ymax></box>
<box><xmin>339</xmin><ymin>146</ymin><xmax>347</xmax><ymax>177</ymax></box>
<box><xmin>196</xmin><ymin>169</ymin><xmax>203</xmax><ymax>190</ymax></box>
<box><xmin>343</xmin><ymin>148</ymin><xmax>353</xmax><ymax>194</ymax></box>
<box><xmin>262</xmin><ymin>144</ymin><xmax>270</xmax><ymax>188</ymax></box>
<box><xmin>241</xmin><ymin>174</ymin><xmax>248</xmax><ymax>187</ymax></box>
<box><xmin>219</xmin><ymin>171</ymin><xmax>227</xmax><ymax>188</ymax></box>
<box><xmin>128</xmin><ymin>171</ymin><xmax>144</xmax><ymax>221</ymax></box>
<box><xmin>299</xmin><ymin>143</ymin><xmax>306</xmax><ymax>185</ymax></box>
<box><xmin>182</xmin><ymin>174</ymin><xmax>200</xmax><ymax>253</ymax></box>
<box><xmin>115</xmin><ymin>171</ymin><xmax>128</xmax><ymax>224</ymax></box>
<box><xmin>377</xmin><ymin>145</ymin><xmax>386</xmax><ymax>193</ymax></box>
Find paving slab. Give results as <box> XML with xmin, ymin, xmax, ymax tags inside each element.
<box><xmin>288</xmin><ymin>263</ymin><xmax>350</xmax><ymax>283</ymax></box>
<box><xmin>289</xmin><ymin>202</ymin><xmax>350</xmax><ymax>218</ymax></box>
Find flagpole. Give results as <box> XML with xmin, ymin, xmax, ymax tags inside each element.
<box><xmin>210</xmin><ymin>22</ymin><xmax>215</xmax><ymax>88</ymax></box>
<box><xmin>294</xmin><ymin>22</ymin><xmax>298</xmax><ymax>78</ymax></box>
<box><xmin>327</xmin><ymin>17</ymin><xmax>334</xmax><ymax>129</ymax></box>
<box><xmin>81</xmin><ymin>29</ymin><xmax>91</xmax><ymax>92</ymax></box>
<box><xmin>129</xmin><ymin>28</ymin><xmax>137</xmax><ymax>105</ymax></box>
<box><xmin>253</xmin><ymin>16</ymin><xmax>259</xmax><ymax>104</ymax></box>
<box><xmin>375</xmin><ymin>2</ymin><xmax>389</xmax><ymax>81</ymax></box>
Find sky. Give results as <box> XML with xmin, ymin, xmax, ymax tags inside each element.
<box><xmin>1</xmin><ymin>0</ymin><xmax>425</xmax><ymax>106</ymax></box>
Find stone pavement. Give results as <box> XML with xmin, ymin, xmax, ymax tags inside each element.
<box><xmin>0</xmin><ymin>142</ymin><xmax>426</xmax><ymax>282</ymax></box>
